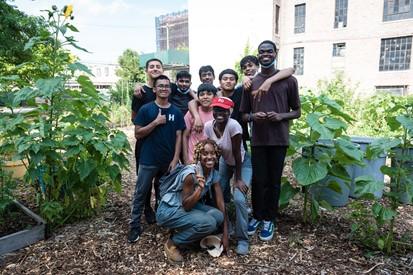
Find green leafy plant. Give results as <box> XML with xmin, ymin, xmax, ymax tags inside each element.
<box><xmin>355</xmin><ymin>96</ymin><xmax>413</xmax><ymax>253</ymax></box>
<box><xmin>289</xmin><ymin>92</ymin><xmax>363</xmax><ymax>223</ymax></box>
<box><xmin>0</xmin><ymin>5</ymin><xmax>130</xmax><ymax>227</ymax></box>
<box><xmin>0</xmin><ymin>160</ymin><xmax>17</xmax><ymax>223</ymax></box>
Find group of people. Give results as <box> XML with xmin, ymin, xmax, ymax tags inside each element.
<box><xmin>128</xmin><ymin>40</ymin><xmax>301</xmax><ymax>263</ymax></box>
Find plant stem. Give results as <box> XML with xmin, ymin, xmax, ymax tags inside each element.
<box><xmin>303</xmin><ymin>186</ymin><xmax>308</xmax><ymax>224</ymax></box>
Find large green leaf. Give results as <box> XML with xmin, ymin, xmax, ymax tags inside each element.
<box><xmin>396</xmin><ymin>115</ymin><xmax>413</xmax><ymax>131</ymax></box>
<box><xmin>292</xmin><ymin>157</ymin><xmax>328</xmax><ymax>186</ymax></box>
<box><xmin>307</xmin><ymin>113</ymin><xmax>334</xmax><ymax>139</ymax></box>
<box><xmin>335</xmin><ymin>138</ymin><xmax>363</xmax><ymax>162</ymax></box>
<box><xmin>324</xmin><ymin>117</ymin><xmax>347</xmax><ymax>131</ymax></box>
<box><xmin>366</xmin><ymin>138</ymin><xmax>400</xmax><ymax>160</ymax></box>
<box><xmin>354</xmin><ymin>175</ymin><xmax>384</xmax><ymax>199</ymax></box>
<box><xmin>36</xmin><ymin>77</ymin><xmax>64</xmax><ymax>98</ymax></box>
<box><xmin>76</xmin><ymin>159</ymin><xmax>97</xmax><ymax>181</ymax></box>
<box><xmin>279</xmin><ymin>180</ymin><xmax>299</xmax><ymax>210</ymax></box>
<box><xmin>68</xmin><ymin>62</ymin><xmax>93</xmax><ymax>75</ymax></box>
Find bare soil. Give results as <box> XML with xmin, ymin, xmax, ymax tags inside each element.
<box><xmin>1</xmin><ymin>127</ymin><xmax>412</xmax><ymax>274</ymax></box>
<box><xmin>0</xmin><ymin>203</ymin><xmax>38</xmax><ymax>238</ymax></box>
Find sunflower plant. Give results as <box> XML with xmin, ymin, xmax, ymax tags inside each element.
<box><xmin>0</xmin><ymin>5</ymin><xmax>130</xmax><ymax>227</ymax></box>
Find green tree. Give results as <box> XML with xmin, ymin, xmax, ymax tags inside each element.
<box><xmin>110</xmin><ymin>49</ymin><xmax>145</xmax><ymax>104</ymax></box>
<box><xmin>234</xmin><ymin>40</ymin><xmax>258</xmax><ymax>82</ymax></box>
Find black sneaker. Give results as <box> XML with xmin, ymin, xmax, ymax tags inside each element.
<box><xmin>144</xmin><ymin>208</ymin><xmax>156</xmax><ymax>225</ymax></box>
<box><xmin>128</xmin><ymin>227</ymin><xmax>141</xmax><ymax>243</ymax></box>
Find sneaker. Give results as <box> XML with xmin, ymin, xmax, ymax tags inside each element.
<box><xmin>247</xmin><ymin>218</ymin><xmax>261</xmax><ymax>236</ymax></box>
<box><xmin>144</xmin><ymin>207</ymin><xmax>156</xmax><ymax>225</ymax></box>
<box><xmin>259</xmin><ymin>220</ymin><xmax>274</xmax><ymax>241</ymax></box>
<box><xmin>164</xmin><ymin>239</ymin><xmax>183</xmax><ymax>264</ymax></box>
<box><xmin>235</xmin><ymin>240</ymin><xmax>249</xmax><ymax>255</ymax></box>
<box><xmin>127</xmin><ymin>227</ymin><xmax>141</xmax><ymax>243</ymax></box>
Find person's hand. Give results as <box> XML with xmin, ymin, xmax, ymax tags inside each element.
<box><xmin>251</xmin><ymin>79</ymin><xmax>271</xmax><ymax>101</ymax></box>
<box><xmin>168</xmin><ymin>158</ymin><xmax>179</xmax><ymax>172</ymax></box>
<box><xmin>242</xmin><ymin>77</ymin><xmax>252</xmax><ymax>90</ymax></box>
<box><xmin>154</xmin><ymin>109</ymin><xmax>166</xmax><ymax>126</ymax></box>
<box><xmin>221</xmin><ymin>229</ymin><xmax>229</xmax><ymax>253</ymax></box>
<box><xmin>234</xmin><ymin>179</ymin><xmax>248</xmax><ymax>194</ymax></box>
<box><xmin>266</xmin><ymin>111</ymin><xmax>284</xmax><ymax>122</ymax></box>
<box><xmin>252</xmin><ymin>112</ymin><xmax>267</xmax><ymax>121</ymax></box>
<box><xmin>193</xmin><ymin>116</ymin><xmax>204</xmax><ymax>133</ymax></box>
<box><xmin>133</xmin><ymin>84</ymin><xmax>144</xmax><ymax>98</ymax></box>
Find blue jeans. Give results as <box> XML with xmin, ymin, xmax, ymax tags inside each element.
<box><xmin>130</xmin><ymin>164</ymin><xmax>167</xmax><ymax>229</ymax></box>
<box><xmin>218</xmin><ymin>154</ymin><xmax>252</xmax><ymax>242</ymax></box>
<box><xmin>156</xmin><ymin>201</ymin><xmax>223</xmax><ymax>246</ymax></box>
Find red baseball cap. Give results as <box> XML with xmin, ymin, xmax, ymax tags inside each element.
<box><xmin>210</xmin><ymin>97</ymin><xmax>234</xmax><ymax>109</ymax></box>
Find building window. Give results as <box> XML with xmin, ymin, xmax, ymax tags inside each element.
<box><xmin>275</xmin><ymin>4</ymin><xmax>280</xmax><ymax>35</ymax></box>
<box><xmin>383</xmin><ymin>0</ymin><xmax>413</xmax><ymax>21</ymax></box>
<box><xmin>294</xmin><ymin>4</ymin><xmax>306</xmax><ymax>33</ymax></box>
<box><xmin>104</xmin><ymin>67</ymin><xmax>109</xmax><ymax>77</ymax></box>
<box><xmin>334</xmin><ymin>0</ymin><xmax>348</xmax><ymax>28</ymax></box>
<box><xmin>376</xmin><ymin>85</ymin><xmax>408</xmax><ymax>96</ymax></box>
<box><xmin>379</xmin><ymin>36</ymin><xmax>412</xmax><ymax>71</ymax></box>
<box><xmin>294</xmin><ymin>47</ymin><xmax>304</xmax><ymax>75</ymax></box>
<box><xmin>96</xmin><ymin>68</ymin><xmax>101</xmax><ymax>77</ymax></box>
<box><xmin>333</xmin><ymin>43</ymin><xmax>346</xmax><ymax>57</ymax></box>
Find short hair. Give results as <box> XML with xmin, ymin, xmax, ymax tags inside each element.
<box><xmin>218</xmin><ymin>69</ymin><xmax>239</xmax><ymax>82</ymax></box>
<box><xmin>258</xmin><ymin>40</ymin><xmax>277</xmax><ymax>52</ymax></box>
<box><xmin>199</xmin><ymin>65</ymin><xmax>215</xmax><ymax>78</ymax></box>
<box><xmin>193</xmin><ymin>139</ymin><xmax>221</xmax><ymax>164</ymax></box>
<box><xmin>145</xmin><ymin>58</ymin><xmax>163</xmax><ymax>69</ymax></box>
<box><xmin>197</xmin><ymin>83</ymin><xmax>217</xmax><ymax>96</ymax></box>
<box><xmin>176</xmin><ymin>70</ymin><xmax>192</xmax><ymax>81</ymax></box>
<box><xmin>153</xmin><ymin>75</ymin><xmax>170</xmax><ymax>87</ymax></box>
<box><xmin>240</xmin><ymin>55</ymin><xmax>259</xmax><ymax>68</ymax></box>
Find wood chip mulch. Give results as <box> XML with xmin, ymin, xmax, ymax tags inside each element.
<box><xmin>1</xmin><ymin>127</ymin><xmax>412</xmax><ymax>274</ymax></box>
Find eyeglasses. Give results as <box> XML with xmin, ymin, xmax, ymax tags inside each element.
<box><xmin>156</xmin><ymin>84</ymin><xmax>171</xmax><ymax>90</ymax></box>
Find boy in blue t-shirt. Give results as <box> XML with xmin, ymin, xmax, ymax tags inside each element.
<box><xmin>128</xmin><ymin>75</ymin><xmax>186</xmax><ymax>243</ymax></box>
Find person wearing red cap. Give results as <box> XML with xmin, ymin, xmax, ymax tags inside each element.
<box><xmin>240</xmin><ymin>40</ymin><xmax>301</xmax><ymax>242</ymax></box>
<box><xmin>204</xmin><ymin>97</ymin><xmax>252</xmax><ymax>255</ymax></box>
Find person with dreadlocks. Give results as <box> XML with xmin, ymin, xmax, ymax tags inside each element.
<box><xmin>156</xmin><ymin>139</ymin><xmax>228</xmax><ymax>264</ymax></box>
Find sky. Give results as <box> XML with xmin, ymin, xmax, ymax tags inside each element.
<box><xmin>13</xmin><ymin>0</ymin><xmax>188</xmax><ymax>64</ymax></box>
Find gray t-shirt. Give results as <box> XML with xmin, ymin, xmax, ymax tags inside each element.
<box><xmin>204</xmin><ymin>118</ymin><xmax>245</xmax><ymax>166</ymax></box>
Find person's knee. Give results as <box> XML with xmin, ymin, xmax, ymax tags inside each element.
<box><xmin>193</xmin><ymin>215</ymin><xmax>217</xmax><ymax>234</ymax></box>
<box><xmin>233</xmin><ymin>190</ymin><xmax>246</xmax><ymax>207</ymax></box>
<box><xmin>208</xmin><ymin>208</ymin><xmax>223</xmax><ymax>227</ymax></box>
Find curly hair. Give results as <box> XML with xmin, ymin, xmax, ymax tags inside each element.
<box><xmin>193</xmin><ymin>139</ymin><xmax>221</xmax><ymax>164</ymax></box>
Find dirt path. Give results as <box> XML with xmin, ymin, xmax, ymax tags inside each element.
<box><xmin>1</xmin><ymin>127</ymin><xmax>412</xmax><ymax>274</ymax></box>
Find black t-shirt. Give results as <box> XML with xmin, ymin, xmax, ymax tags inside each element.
<box><xmin>169</xmin><ymin>84</ymin><xmax>193</xmax><ymax>115</ymax></box>
<box><xmin>131</xmin><ymin>85</ymin><xmax>156</xmax><ymax>119</ymax></box>
<box><xmin>229</xmin><ymin>87</ymin><xmax>250</xmax><ymax>149</ymax></box>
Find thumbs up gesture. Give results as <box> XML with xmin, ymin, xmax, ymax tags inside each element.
<box><xmin>154</xmin><ymin>108</ymin><xmax>166</xmax><ymax>126</ymax></box>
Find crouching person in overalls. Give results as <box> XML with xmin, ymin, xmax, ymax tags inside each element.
<box><xmin>156</xmin><ymin>139</ymin><xmax>229</xmax><ymax>264</ymax></box>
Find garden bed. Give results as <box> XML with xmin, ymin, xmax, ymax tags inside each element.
<box><xmin>0</xmin><ymin>201</ymin><xmax>46</xmax><ymax>256</ymax></box>
<box><xmin>0</xmin><ymin>128</ymin><xmax>411</xmax><ymax>274</ymax></box>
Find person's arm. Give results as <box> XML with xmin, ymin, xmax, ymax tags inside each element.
<box><xmin>181</xmin><ymin>173</ymin><xmax>205</xmax><ymax>211</ymax></box>
<box><xmin>169</xmin><ymin>130</ymin><xmax>182</xmax><ymax>171</ymax></box>
<box><xmin>188</xmin><ymin>99</ymin><xmax>203</xmax><ymax>133</ymax></box>
<box><xmin>212</xmin><ymin>181</ymin><xmax>229</xmax><ymax>252</ymax></box>
<box><xmin>242</xmin><ymin>76</ymin><xmax>253</xmax><ymax>90</ymax></box>
<box><xmin>134</xmin><ymin>109</ymin><xmax>166</xmax><ymax>139</ymax></box>
<box><xmin>133</xmin><ymin>83</ymin><xmax>145</xmax><ymax>98</ymax></box>
<box><xmin>182</xmin><ymin>128</ymin><xmax>191</xmax><ymax>164</ymax></box>
<box><xmin>189</xmin><ymin>89</ymin><xmax>197</xmax><ymax>100</ymax></box>
<box><xmin>231</xmin><ymin>133</ymin><xmax>248</xmax><ymax>194</ymax></box>
<box><xmin>252</xmin><ymin>67</ymin><xmax>295</xmax><ymax>99</ymax></box>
